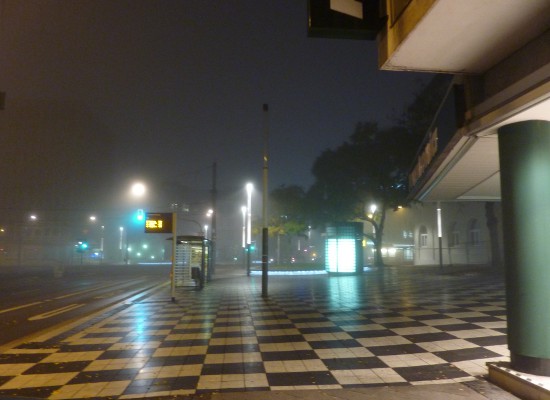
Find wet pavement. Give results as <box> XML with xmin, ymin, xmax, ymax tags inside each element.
<box><xmin>0</xmin><ymin>264</ymin><xmax>519</xmax><ymax>399</ymax></box>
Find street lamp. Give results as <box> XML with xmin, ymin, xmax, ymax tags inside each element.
<box><xmin>246</xmin><ymin>183</ymin><xmax>253</xmax><ymax>246</ymax></box>
<box><xmin>205</xmin><ymin>209</ymin><xmax>213</xmax><ymax>239</ymax></box>
<box><xmin>88</xmin><ymin>215</ymin><xmax>104</xmax><ymax>262</ymax></box>
<box><xmin>18</xmin><ymin>214</ymin><xmax>38</xmax><ymax>265</ymax></box>
<box><xmin>119</xmin><ymin>226</ymin><xmax>124</xmax><ymax>263</ymax></box>
<box><xmin>241</xmin><ymin>206</ymin><xmax>246</xmax><ymax>249</ymax></box>
<box><xmin>127</xmin><ymin>181</ymin><xmax>147</xmax><ymax>265</ymax></box>
<box><xmin>130</xmin><ymin>182</ymin><xmax>146</xmax><ymax>198</ymax></box>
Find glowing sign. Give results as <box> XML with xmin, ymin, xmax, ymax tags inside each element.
<box><xmin>144</xmin><ymin>213</ymin><xmax>173</xmax><ymax>233</ymax></box>
<box><xmin>325</xmin><ymin>222</ymin><xmax>363</xmax><ymax>273</ymax></box>
<box><xmin>326</xmin><ymin>238</ymin><xmax>356</xmax><ymax>273</ymax></box>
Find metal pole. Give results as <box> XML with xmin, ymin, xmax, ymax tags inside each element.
<box><xmin>261</xmin><ymin>103</ymin><xmax>269</xmax><ymax>298</ymax></box>
<box><xmin>171</xmin><ymin>212</ymin><xmax>177</xmax><ymax>302</ymax></box>
<box><xmin>246</xmin><ymin>183</ymin><xmax>252</xmax><ymax>276</ymax></box>
<box><xmin>211</xmin><ymin>161</ymin><xmax>217</xmax><ymax>275</ymax></box>
<box><xmin>241</xmin><ymin>206</ymin><xmax>246</xmax><ymax>271</ymax></box>
<box><xmin>437</xmin><ymin>203</ymin><xmax>443</xmax><ymax>270</ymax></box>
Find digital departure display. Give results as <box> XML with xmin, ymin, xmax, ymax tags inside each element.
<box><xmin>144</xmin><ymin>213</ymin><xmax>173</xmax><ymax>233</ymax></box>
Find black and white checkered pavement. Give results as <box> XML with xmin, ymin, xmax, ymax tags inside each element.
<box><xmin>0</xmin><ymin>266</ymin><xmax>508</xmax><ymax>399</ymax></box>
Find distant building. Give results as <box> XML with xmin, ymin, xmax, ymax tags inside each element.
<box><xmin>378</xmin><ymin>202</ymin><xmax>502</xmax><ymax>267</ymax></box>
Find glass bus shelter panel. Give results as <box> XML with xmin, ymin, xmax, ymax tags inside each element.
<box><xmin>174</xmin><ymin>243</ymin><xmax>203</xmax><ymax>288</ymax></box>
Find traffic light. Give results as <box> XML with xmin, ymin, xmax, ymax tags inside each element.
<box><xmin>76</xmin><ymin>241</ymin><xmax>88</xmax><ymax>253</ymax></box>
<box><xmin>134</xmin><ymin>209</ymin><xmax>145</xmax><ymax>223</ymax></box>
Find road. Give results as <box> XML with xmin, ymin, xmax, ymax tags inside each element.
<box><xmin>0</xmin><ymin>263</ymin><xmax>170</xmax><ymax>348</ymax></box>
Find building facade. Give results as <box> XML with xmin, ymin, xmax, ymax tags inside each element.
<box><xmin>378</xmin><ymin>201</ymin><xmax>502</xmax><ymax>267</ymax></box>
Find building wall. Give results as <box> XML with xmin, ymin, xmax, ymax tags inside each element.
<box><xmin>379</xmin><ymin>201</ymin><xmax>502</xmax><ymax>267</ymax></box>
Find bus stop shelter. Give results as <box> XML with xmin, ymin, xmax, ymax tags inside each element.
<box><xmin>171</xmin><ymin>235</ymin><xmax>211</xmax><ymax>290</ymax></box>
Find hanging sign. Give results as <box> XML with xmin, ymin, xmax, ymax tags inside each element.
<box><xmin>145</xmin><ymin>212</ymin><xmax>173</xmax><ymax>233</ymax></box>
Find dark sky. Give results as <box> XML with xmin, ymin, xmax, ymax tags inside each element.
<box><xmin>0</xmin><ymin>0</ymin><xmax>429</xmax><ymax>215</ymax></box>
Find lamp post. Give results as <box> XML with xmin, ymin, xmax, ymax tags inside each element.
<box><xmin>128</xmin><ymin>181</ymin><xmax>147</xmax><ymax>265</ymax></box>
<box><xmin>18</xmin><ymin>214</ymin><xmax>38</xmax><ymax>266</ymax></box>
<box><xmin>241</xmin><ymin>206</ymin><xmax>246</xmax><ymax>269</ymax></box>
<box><xmin>261</xmin><ymin>103</ymin><xmax>269</xmax><ymax>298</ymax></box>
<box><xmin>246</xmin><ymin>183</ymin><xmax>253</xmax><ymax>276</ymax></box>
<box><xmin>119</xmin><ymin>227</ymin><xmax>124</xmax><ymax>263</ymax></box>
<box><xmin>205</xmin><ymin>209</ymin><xmax>213</xmax><ymax>240</ymax></box>
<box><xmin>437</xmin><ymin>202</ymin><xmax>443</xmax><ymax>270</ymax></box>
<box><xmin>89</xmin><ymin>215</ymin><xmax>105</xmax><ymax>262</ymax></box>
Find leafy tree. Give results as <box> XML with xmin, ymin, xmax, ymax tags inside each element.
<box><xmin>398</xmin><ymin>74</ymin><xmax>452</xmax><ymax>139</ymax></box>
<box><xmin>269</xmin><ymin>185</ymin><xmax>308</xmax><ymax>263</ymax></box>
<box><xmin>308</xmin><ymin>122</ymin><xmax>411</xmax><ymax>266</ymax></box>
<box><xmin>307</xmin><ymin>75</ymin><xmax>453</xmax><ymax>266</ymax></box>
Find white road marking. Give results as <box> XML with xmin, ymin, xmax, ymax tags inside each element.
<box><xmin>28</xmin><ymin>303</ymin><xmax>84</xmax><ymax>321</ymax></box>
<box><xmin>0</xmin><ymin>301</ymin><xmax>43</xmax><ymax>315</ymax></box>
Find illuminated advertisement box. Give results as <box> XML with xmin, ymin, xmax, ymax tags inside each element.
<box><xmin>325</xmin><ymin>222</ymin><xmax>363</xmax><ymax>273</ymax></box>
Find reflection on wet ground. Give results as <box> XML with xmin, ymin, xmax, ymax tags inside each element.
<box><xmin>0</xmin><ymin>264</ymin><xmax>508</xmax><ymax>398</ymax></box>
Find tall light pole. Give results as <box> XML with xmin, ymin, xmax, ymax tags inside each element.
<box><xmin>89</xmin><ymin>215</ymin><xmax>104</xmax><ymax>262</ymax></box>
<box><xmin>437</xmin><ymin>202</ymin><xmax>443</xmax><ymax>270</ymax></box>
<box><xmin>119</xmin><ymin>227</ymin><xmax>124</xmax><ymax>263</ymax></box>
<box><xmin>18</xmin><ymin>214</ymin><xmax>38</xmax><ymax>266</ymax></box>
<box><xmin>128</xmin><ymin>181</ymin><xmax>147</xmax><ymax>265</ymax></box>
<box><xmin>241</xmin><ymin>206</ymin><xmax>247</xmax><ymax>270</ymax></box>
<box><xmin>246</xmin><ymin>183</ymin><xmax>253</xmax><ymax>276</ymax></box>
<box><xmin>205</xmin><ymin>209</ymin><xmax>213</xmax><ymax>240</ymax></box>
<box><xmin>261</xmin><ymin>103</ymin><xmax>269</xmax><ymax>298</ymax></box>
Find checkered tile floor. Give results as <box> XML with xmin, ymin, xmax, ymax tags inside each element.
<box><xmin>0</xmin><ymin>266</ymin><xmax>509</xmax><ymax>399</ymax></box>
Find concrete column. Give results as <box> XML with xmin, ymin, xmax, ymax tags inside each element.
<box><xmin>498</xmin><ymin>120</ymin><xmax>550</xmax><ymax>376</ymax></box>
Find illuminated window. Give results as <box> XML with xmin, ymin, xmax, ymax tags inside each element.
<box><xmin>419</xmin><ymin>226</ymin><xmax>428</xmax><ymax>247</ymax></box>
<box><xmin>448</xmin><ymin>222</ymin><xmax>459</xmax><ymax>247</ymax></box>
<box><xmin>469</xmin><ymin>219</ymin><xmax>480</xmax><ymax>246</ymax></box>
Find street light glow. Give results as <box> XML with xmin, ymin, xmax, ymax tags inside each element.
<box><xmin>131</xmin><ymin>182</ymin><xmax>146</xmax><ymax>197</ymax></box>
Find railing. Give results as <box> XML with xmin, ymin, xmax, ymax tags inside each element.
<box><xmin>408</xmin><ymin>80</ymin><xmax>466</xmax><ymax>192</ymax></box>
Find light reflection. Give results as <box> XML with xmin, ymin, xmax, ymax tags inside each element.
<box><xmin>249</xmin><ymin>270</ymin><xmax>326</xmax><ymax>276</ymax></box>
<box><xmin>327</xmin><ymin>275</ymin><xmax>362</xmax><ymax>312</ymax></box>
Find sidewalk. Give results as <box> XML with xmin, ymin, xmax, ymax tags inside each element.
<box><xmin>0</xmin><ymin>264</ymin><xmax>519</xmax><ymax>399</ymax></box>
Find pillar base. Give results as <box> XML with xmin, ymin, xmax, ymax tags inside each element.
<box><xmin>511</xmin><ymin>352</ymin><xmax>550</xmax><ymax>376</ymax></box>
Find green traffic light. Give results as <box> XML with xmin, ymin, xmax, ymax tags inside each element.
<box><xmin>136</xmin><ymin>209</ymin><xmax>144</xmax><ymax>222</ymax></box>
<box><xmin>76</xmin><ymin>240</ymin><xmax>88</xmax><ymax>253</ymax></box>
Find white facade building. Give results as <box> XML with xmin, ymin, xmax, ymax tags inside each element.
<box><xmin>374</xmin><ymin>201</ymin><xmax>502</xmax><ymax>267</ymax></box>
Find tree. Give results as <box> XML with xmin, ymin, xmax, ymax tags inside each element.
<box><xmin>308</xmin><ymin>122</ymin><xmax>410</xmax><ymax>266</ymax></box>
<box><xmin>306</xmin><ymin>75</ymin><xmax>454</xmax><ymax>267</ymax></box>
<box><xmin>269</xmin><ymin>185</ymin><xmax>308</xmax><ymax>263</ymax></box>
<box><xmin>398</xmin><ymin>74</ymin><xmax>452</xmax><ymax>139</ymax></box>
